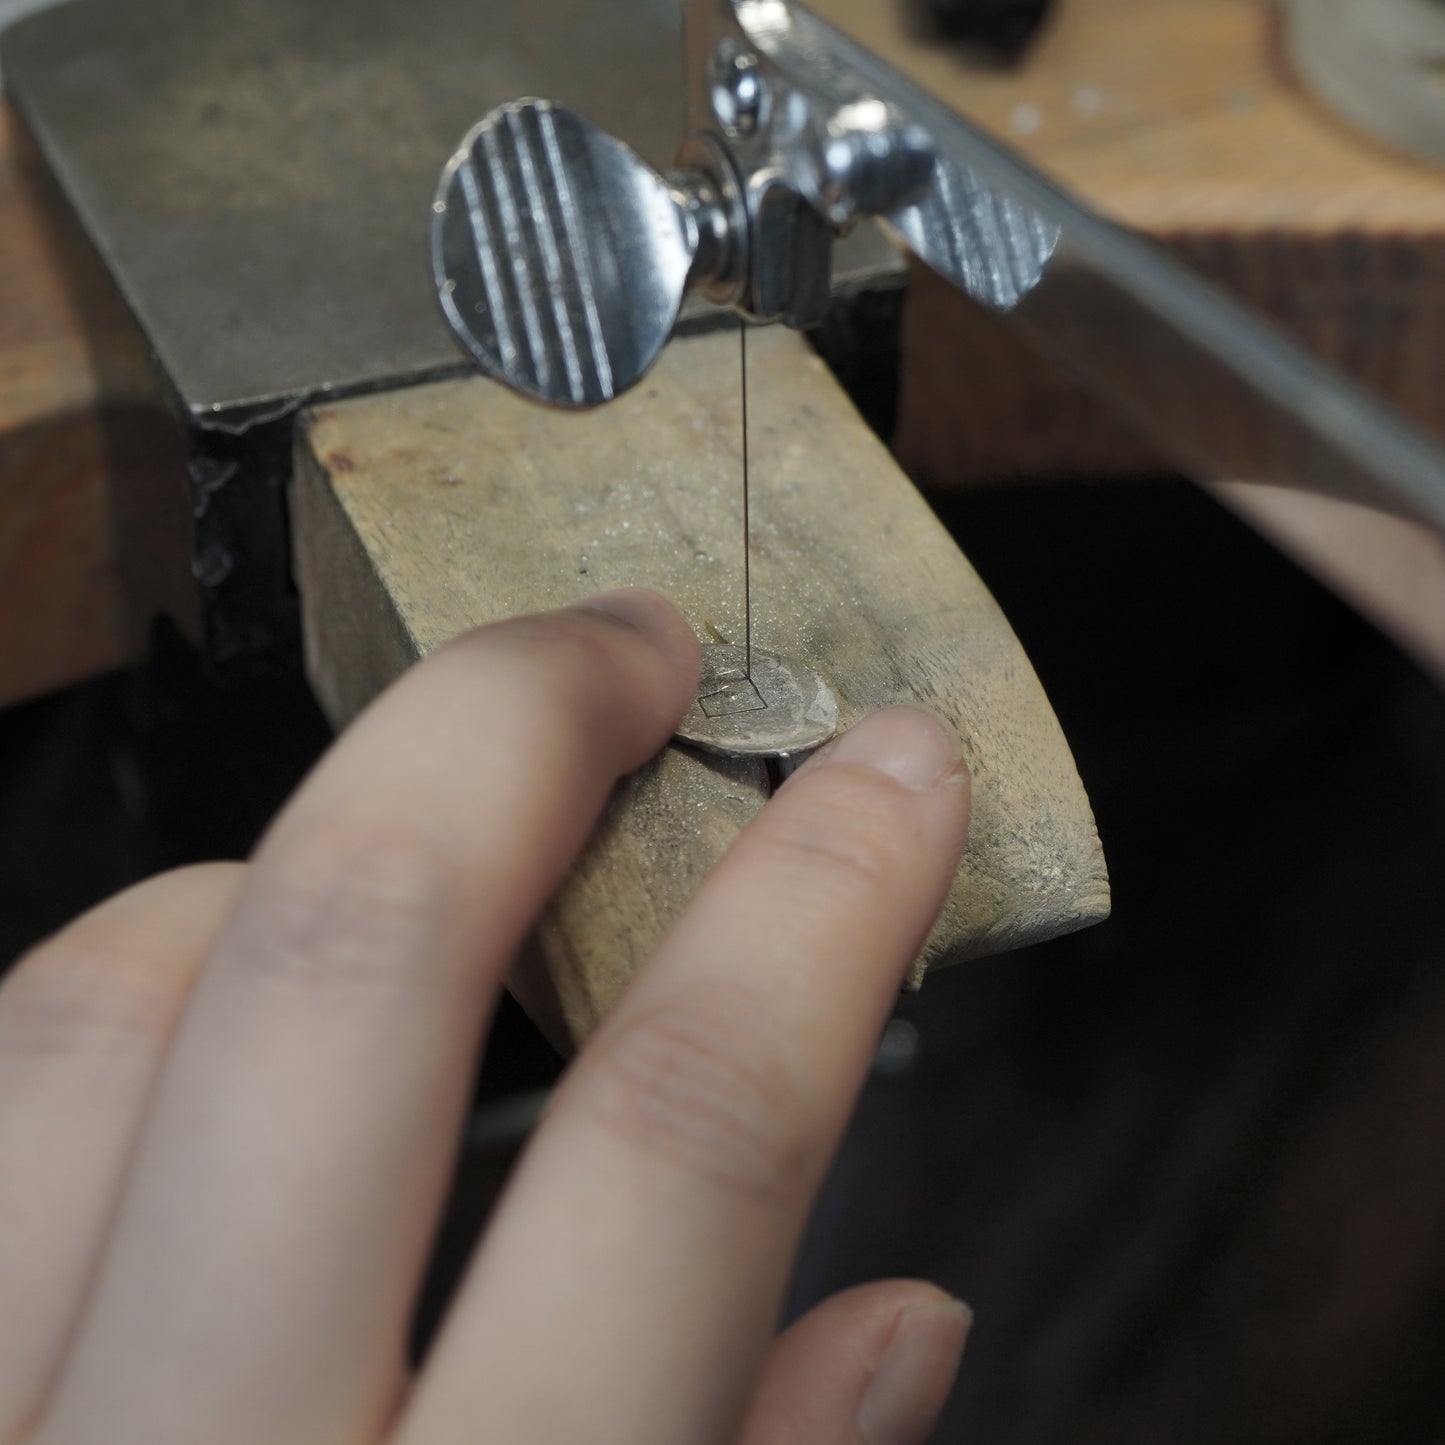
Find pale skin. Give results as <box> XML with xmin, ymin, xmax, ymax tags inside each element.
<box><xmin>0</xmin><ymin>589</ymin><xmax>974</xmax><ymax>1445</ymax></box>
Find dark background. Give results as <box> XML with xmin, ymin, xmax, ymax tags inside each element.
<box><xmin>4</xmin><ymin>478</ymin><xmax>1444</xmax><ymax>1442</ymax></box>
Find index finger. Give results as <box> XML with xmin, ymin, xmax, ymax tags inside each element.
<box><xmin>37</xmin><ymin>590</ymin><xmax>699</xmax><ymax>1445</ymax></box>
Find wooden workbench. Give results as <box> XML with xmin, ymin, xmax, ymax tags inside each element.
<box><xmin>847</xmin><ymin>0</ymin><xmax>1445</xmax><ymax>481</ymax></box>
<box><xmin>4</xmin><ymin>0</ymin><xmax>1444</xmax><ymax>706</ymax></box>
<box><xmin>0</xmin><ymin>103</ymin><xmax>128</xmax><ymax>705</ymax></box>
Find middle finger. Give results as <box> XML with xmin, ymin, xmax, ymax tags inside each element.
<box><xmin>401</xmin><ymin>707</ymin><xmax>971</xmax><ymax>1445</ymax></box>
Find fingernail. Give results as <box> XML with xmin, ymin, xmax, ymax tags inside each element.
<box><xmin>572</xmin><ymin>587</ymin><xmax>682</xmax><ymax>639</ymax></box>
<box><xmin>810</xmin><ymin>707</ymin><xmax>965</xmax><ymax>792</ymax></box>
<box><xmin>857</xmin><ymin>1299</ymin><xmax>973</xmax><ymax>1445</ymax></box>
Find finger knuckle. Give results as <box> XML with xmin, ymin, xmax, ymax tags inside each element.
<box><xmin>235</xmin><ymin>822</ymin><xmax>454</xmax><ymax>995</ymax></box>
<box><xmin>587</xmin><ymin>988</ymin><xmax>819</xmax><ymax>1203</ymax></box>
<box><xmin>753</xmin><ymin>776</ymin><xmax>911</xmax><ymax>905</ymax></box>
<box><xmin>485</xmin><ymin>611</ymin><xmax>626</xmax><ymax>696</ymax></box>
<box><xmin>0</xmin><ymin>940</ymin><xmax>177</xmax><ymax>1060</ymax></box>
<box><xmin>469</xmin><ymin>610</ymin><xmax>663</xmax><ymax>749</ymax></box>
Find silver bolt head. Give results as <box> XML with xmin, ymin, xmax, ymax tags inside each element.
<box><xmin>432</xmin><ymin>99</ymin><xmax>695</xmax><ymax>409</ymax></box>
<box><xmin>708</xmin><ymin>46</ymin><xmax>768</xmax><ymax>137</ymax></box>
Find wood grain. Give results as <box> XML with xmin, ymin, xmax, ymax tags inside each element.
<box><xmin>0</xmin><ymin>101</ymin><xmax>176</xmax><ymax>707</ymax></box>
<box><xmin>0</xmin><ymin>102</ymin><xmax>127</xmax><ymax>706</ymax></box>
<box><xmin>292</xmin><ymin>326</ymin><xmax>1109</xmax><ymax>1041</ymax></box>
<box><xmin>819</xmin><ymin>0</ymin><xmax>1445</xmax><ymax>233</ymax></box>
<box><xmin>807</xmin><ymin>0</ymin><xmax>1445</xmax><ymax>480</ymax></box>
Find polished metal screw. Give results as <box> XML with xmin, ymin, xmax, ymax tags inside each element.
<box><xmin>709</xmin><ymin>47</ymin><xmax>767</xmax><ymax>136</ymax></box>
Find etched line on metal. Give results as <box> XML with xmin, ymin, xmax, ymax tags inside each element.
<box><xmin>482</xmin><ymin>117</ymin><xmax>552</xmax><ymax>393</ymax></box>
<box><xmin>931</xmin><ymin>159</ymin><xmax>970</xmax><ymax>284</ymax></box>
<box><xmin>469</xmin><ymin>139</ymin><xmax>531</xmax><ymax>377</ymax></box>
<box><xmin>699</xmin><ymin>677</ymin><xmax>767</xmax><ymax>718</ymax></box>
<box><xmin>511</xmin><ymin>106</ymin><xmax>585</xmax><ymax>403</ymax></box>
<box><xmin>458</xmin><ymin>157</ymin><xmax>517</xmax><ymax>369</ymax></box>
<box><xmin>537</xmin><ymin>105</ymin><xmax>614</xmax><ymax>399</ymax></box>
<box><xmin>469</xmin><ymin>140</ymin><xmax>530</xmax><ymax>372</ymax></box>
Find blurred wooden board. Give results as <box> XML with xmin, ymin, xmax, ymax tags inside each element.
<box><xmin>822</xmin><ymin>0</ymin><xmax>1445</xmax><ymax>233</ymax></box>
<box><xmin>0</xmin><ymin>98</ymin><xmax>189</xmax><ymax>708</ymax></box>
<box><xmin>291</xmin><ymin>326</ymin><xmax>1109</xmax><ymax>1041</ymax></box>
<box><xmin>0</xmin><ymin>101</ymin><xmax>126</xmax><ymax>706</ymax></box>
<box><xmin>810</xmin><ymin>0</ymin><xmax>1445</xmax><ymax>480</ymax></box>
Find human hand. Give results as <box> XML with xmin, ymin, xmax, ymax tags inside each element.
<box><xmin>0</xmin><ymin>590</ymin><xmax>973</xmax><ymax>1445</ymax></box>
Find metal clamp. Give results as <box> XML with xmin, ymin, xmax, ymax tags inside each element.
<box><xmin>431</xmin><ymin>0</ymin><xmax>1445</xmax><ymax>540</ymax></box>
<box><xmin>430</xmin><ymin>0</ymin><xmax>937</xmax><ymax>407</ymax></box>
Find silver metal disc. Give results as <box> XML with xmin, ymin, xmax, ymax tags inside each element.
<box><xmin>674</xmin><ymin>645</ymin><xmax>839</xmax><ymax>759</ymax></box>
